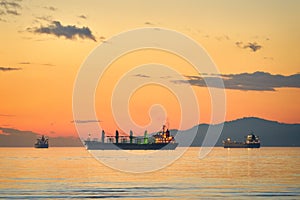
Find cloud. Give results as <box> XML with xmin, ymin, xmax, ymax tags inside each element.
<box><xmin>6</xmin><ymin>9</ymin><xmax>19</xmax><ymax>15</ymax></box>
<box><xmin>0</xmin><ymin>114</ymin><xmax>15</xmax><ymax>117</ymax></box>
<box><xmin>134</xmin><ymin>74</ymin><xmax>150</xmax><ymax>78</ymax></box>
<box><xmin>41</xmin><ymin>63</ymin><xmax>54</xmax><ymax>66</ymax></box>
<box><xmin>245</xmin><ymin>42</ymin><xmax>262</xmax><ymax>52</ymax></box>
<box><xmin>18</xmin><ymin>61</ymin><xmax>54</xmax><ymax>66</ymax></box>
<box><xmin>43</xmin><ymin>6</ymin><xmax>57</xmax><ymax>11</ymax></box>
<box><xmin>215</xmin><ymin>35</ymin><xmax>230</xmax><ymax>41</ymax></box>
<box><xmin>160</xmin><ymin>75</ymin><xmax>172</xmax><ymax>79</ymax></box>
<box><xmin>0</xmin><ymin>66</ymin><xmax>21</xmax><ymax>71</ymax></box>
<box><xmin>0</xmin><ymin>127</ymin><xmax>34</xmax><ymax>135</ymax></box>
<box><xmin>18</xmin><ymin>61</ymin><xmax>30</xmax><ymax>64</ymax></box>
<box><xmin>78</xmin><ymin>14</ymin><xmax>87</xmax><ymax>19</ymax></box>
<box><xmin>144</xmin><ymin>21</ymin><xmax>154</xmax><ymax>25</ymax></box>
<box><xmin>263</xmin><ymin>56</ymin><xmax>274</xmax><ymax>61</ymax></box>
<box><xmin>29</xmin><ymin>20</ymin><xmax>97</xmax><ymax>42</ymax></box>
<box><xmin>172</xmin><ymin>71</ymin><xmax>300</xmax><ymax>91</ymax></box>
<box><xmin>71</xmin><ymin>120</ymin><xmax>101</xmax><ymax>124</ymax></box>
<box><xmin>35</xmin><ymin>15</ymin><xmax>52</xmax><ymax>22</ymax></box>
<box><xmin>0</xmin><ymin>0</ymin><xmax>22</xmax><ymax>17</ymax></box>
<box><xmin>236</xmin><ymin>41</ymin><xmax>262</xmax><ymax>52</ymax></box>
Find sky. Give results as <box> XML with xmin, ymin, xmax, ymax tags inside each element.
<box><xmin>0</xmin><ymin>0</ymin><xmax>299</xmax><ymax>137</ymax></box>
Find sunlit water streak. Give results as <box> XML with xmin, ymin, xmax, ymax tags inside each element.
<box><xmin>0</xmin><ymin>147</ymin><xmax>299</xmax><ymax>199</ymax></box>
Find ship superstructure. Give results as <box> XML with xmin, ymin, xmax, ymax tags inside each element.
<box><xmin>84</xmin><ymin>125</ymin><xmax>178</xmax><ymax>150</ymax></box>
<box><xmin>223</xmin><ymin>132</ymin><xmax>260</xmax><ymax>148</ymax></box>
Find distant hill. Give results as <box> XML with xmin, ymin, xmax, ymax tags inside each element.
<box><xmin>187</xmin><ymin>117</ymin><xmax>300</xmax><ymax>147</ymax></box>
<box><xmin>0</xmin><ymin>127</ymin><xmax>82</xmax><ymax>147</ymax></box>
<box><xmin>0</xmin><ymin>117</ymin><xmax>299</xmax><ymax>147</ymax></box>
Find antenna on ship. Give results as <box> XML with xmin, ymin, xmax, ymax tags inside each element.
<box><xmin>130</xmin><ymin>130</ymin><xmax>133</xmax><ymax>144</ymax></box>
<box><xmin>101</xmin><ymin>130</ymin><xmax>105</xmax><ymax>143</ymax></box>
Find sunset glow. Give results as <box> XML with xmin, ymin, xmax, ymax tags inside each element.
<box><xmin>1</xmin><ymin>0</ymin><xmax>299</xmax><ymax>137</ymax></box>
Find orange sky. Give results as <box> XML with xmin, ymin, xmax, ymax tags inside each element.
<box><xmin>0</xmin><ymin>0</ymin><xmax>299</xmax><ymax>137</ymax></box>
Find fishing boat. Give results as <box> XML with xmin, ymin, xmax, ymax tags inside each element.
<box><xmin>84</xmin><ymin>125</ymin><xmax>178</xmax><ymax>150</ymax></box>
<box><xmin>34</xmin><ymin>135</ymin><xmax>49</xmax><ymax>148</ymax></box>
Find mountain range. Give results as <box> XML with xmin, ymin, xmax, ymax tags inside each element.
<box><xmin>0</xmin><ymin>117</ymin><xmax>299</xmax><ymax>147</ymax></box>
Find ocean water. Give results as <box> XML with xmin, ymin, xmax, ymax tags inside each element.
<box><xmin>0</xmin><ymin>147</ymin><xmax>299</xmax><ymax>199</ymax></box>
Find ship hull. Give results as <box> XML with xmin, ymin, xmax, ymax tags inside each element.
<box><xmin>34</xmin><ymin>144</ymin><xmax>48</xmax><ymax>148</ymax></box>
<box><xmin>84</xmin><ymin>141</ymin><xmax>178</xmax><ymax>150</ymax></box>
<box><xmin>223</xmin><ymin>143</ymin><xmax>260</xmax><ymax>148</ymax></box>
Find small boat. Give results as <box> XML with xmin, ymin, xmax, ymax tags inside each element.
<box><xmin>84</xmin><ymin>125</ymin><xmax>178</xmax><ymax>150</ymax></box>
<box><xmin>223</xmin><ymin>132</ymin><xmax>260</xmax><ymax>148</ymax></box>
<box><xmin>34</xmin><ymin>135</ymin><xmax>49</xmax><ymax>148</ymax></box>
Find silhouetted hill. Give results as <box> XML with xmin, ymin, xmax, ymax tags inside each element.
<box><xmin>0</xmin><ymin>117</ymin><xmax>299</xmax><ymax>147</ymax></box>
<box><xmin>189</xmin><ymin>117</ymin><xmax>300</xmax><ymax>147</ymax></box>
<box><xmin>0</xmin><ymin>127</ymin><xmax>82</xmax><ymax>147</ymax></box>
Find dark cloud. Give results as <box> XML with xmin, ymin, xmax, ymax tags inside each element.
<box><xmin>78</xmin><ymin>15</ymin><xmax>87</xmax><ymax>19</ymax></box>
<box><xmin>172</xmin><ymin>71</ymin><xmax>300</xmax><ymax>91</ymax></box>
<box><xmin>29</xmin><ymin>21</ymin><xmax>97</xmax><ymax>42</ymax></box>
<box><xmin>0</xmin><ymin>0</ymin><xmax>22</xmax><ymax>17</ymax></box>
<box><xmin>71</xmin><ymin>120</ymin><xmax>101</xmax><ymax>124</ymax></box>
<box><xmin>0</xmin><ymin>66</ymin><xmax>21</xmax><ymax>71</ymax></box>
<box><xmin>245</xmin><ymin>42</ymin><xmax>262</xmax><ymax>52</ymax></box>
<box><xmin>236</xmin><ymin>41</ymin><xmax>262</xmax><ymax>52</ymax></box>
<box><xmin>134</xmin><ymin>74</ymin><xmax>150</xmax><ymax>78</ymax></box>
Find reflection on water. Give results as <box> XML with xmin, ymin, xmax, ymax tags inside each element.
<box><xmin>0</xmin><ymin>147</ymin><xmax>299</xmax><ymax>199</ymax></box>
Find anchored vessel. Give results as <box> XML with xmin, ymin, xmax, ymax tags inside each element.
<box><xmin>223</xmin><ymin>133</ymin><xmax>260</xmax><ymax>148</ymax></box>
<box><xmin>34</xmin><ymin>135</ymin><xmax>49</xmax><ymax>148</ymax></box>
<box><xmin>84</xmin><ymin>125</ymin><xmax>178</xmax><ymax>150</ymax></box>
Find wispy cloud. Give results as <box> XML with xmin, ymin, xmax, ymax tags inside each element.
<box><xmin>18</xmin><ymin>61</ymin><xmax>55</xmax><ymax>66</ymax></box>
<box><xmin>35</xmin><ymin>15</ymin><xmax>52</xmax><ymax>22</ymax></box>
<box><xmin>236</xmin><ymin>41</ymin><xmax>262</xmax><ymax>52</ymax></box>
<box><xmin>43</xmin><ymin>6</ymin><xmax>57</xmax><ymax>11</ymax></box>
<box><xmin>172</xmin><ymin>71</ymin><xmax>300</xmax><ymax>91</ymax></box>
<box><xmin>18</xmin><ymin>61</ymin><xmax>30</xmax><ymax>64</ymax></box>
<box><xmin>28</xmin><ymin>20</ymin><xmax>97</xmax><ymax>42</ymax></box>
<box><xmin>144</xmin><ymin>21</ymin><xmax>154</xmax><ymax>25</ymax></box>
<box><xmin>0</xmin><ymin>127</ymin><xmax>37</xmax><ymax>135</ymax></box>
<box><xmin>42</xmin><ymin>63</ymin><xmax>54</xmax><ymax>66</ymax></box>
<box><xmin>0</xmin><ymin>114</ymin><xmax>15</xmax><ymax>117</ymax></box>
<box><xmin>134</xmin><ymin>74</ymin><xmax>150</xmax><ymax>78</ymax></box>
<box><xmin>0</xmin><ymin>66</ymin><xmax>21</xmax><ymax>71</ymax></box>
<box><xmin>0</xmin><ymin>0</ymin><xmax>22</xmax><ymax>18</ymax></box>
<box><xmin>215</xmin><ymin>35</ymin><xmax>230</xmax><ymax>41</ymax></box>
<box><xmin>71</xmin><ymin>120</ymin><xmax>101</xmax><ymax>124</ymax></box>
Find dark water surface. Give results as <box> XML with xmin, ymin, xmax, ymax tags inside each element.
<box><xmin>0</xmin><ymin>147</ymin><xmax>299</xmax><ymax>199</ymax></box>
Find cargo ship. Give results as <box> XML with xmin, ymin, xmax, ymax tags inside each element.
<box><xmin>34</xmin><ymin>135</ymin><xmax>49</xmax><ymax>148</ymax></box>
<box><xmin>84</xmin><ymin>125</ymin><xmax>178</xmax><ymax>150</ymax></box>
<box><xmin>223</xmin><ymin>132</ymin><xmax>260</xmax><ymax>148</ymax></box>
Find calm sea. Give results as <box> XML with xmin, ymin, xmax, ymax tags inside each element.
<box><xmin>0</xmin><ymin>147</ymin><xmax>299</xmax><ymax>199</ymax></box>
